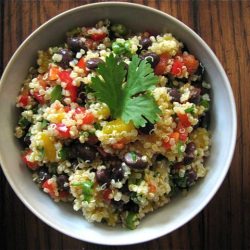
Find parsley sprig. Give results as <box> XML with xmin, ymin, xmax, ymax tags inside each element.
<box><xmin>91</xmin><ymin>54</ymin><xmax>161</xmax><ymax>127</ymax></box>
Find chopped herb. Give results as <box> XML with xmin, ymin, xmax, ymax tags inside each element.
<box><xmin>71</xmin><ymin>180</ymin><xmax>94</xmax><ymax>202</ymax></box>
<box><xmin>200</xmin><ymin>99</ymin><xmax>210</xmax><ymax>109</ymax></box>
<box><xmin>39</xmin><ymin>147</ymin><xmax>45</xmax><ymax>158</ymax></box>
<box><xmin>177</xmin><ymin>141</ymin><xmax>184</xmax><ymax>156</ymax></box>
<box><xmin>50</xmin><ymin>85</ymin><xmax>62</xmax><ymax>103</ymax></box>
<box><xmin>130</xmin><ymin>151</ymin><xmax>137</xmax><ymax>161</ymax></box>
<box><xmin>125</xmin><ymin>212</ymin><xmax>138</xmax><ymax>230</ymax></box>
<box><xmin>40</xmin><ymin>119</ymin><xmax>48</xmax><ymax>129</ymax></box>
<box><xmin>91</xmin><ymin>54</ymin><xmax>161</xmax><ymax>127</ymax></box>
<box><xmin>58</xmin><ymin>147</ymin><xmax>69</xmax><ymax>160</ymax></box>
<box><xmin>185</xmin><ymin>105</ymin><xmax>195</xmax><ymax>114</ymax></box>
<box><xmin>94</xmin><ymin>123</ymin><xmax>102</xmax><ymax>130</ymax></box>
<box><xmin>18</xmin><ymin>116</ymin><xmax>31</xmax><ymax>128</ymax></box>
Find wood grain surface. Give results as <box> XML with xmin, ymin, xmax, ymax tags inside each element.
<box><xmin>0</xmin><ymin>1</ymin><xmax>249</xmax><ymax>249</ymax></box>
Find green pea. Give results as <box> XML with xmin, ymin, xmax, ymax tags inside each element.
<box><xmin>124</xmin><ymin>41</ymin><xmax>131</xmax><ymax>51</ymax></box>
<box><xmin>112</xmin><ymin>42</ymin><xmax>123</xmax><ymax>54</ymax></box>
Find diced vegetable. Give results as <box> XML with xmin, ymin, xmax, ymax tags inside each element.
<box><xmin>182</xmin><ymin>54</ymin><xmax>199</xmax><ymax>74</ymax></box>
<box><xmin>53</xmin><ymin>123</ymin><xmax>71</xmax><ymax>138</ymax></box>
<box><xmin>154</xmin><ymin>53</ymin><xmax>169</xmax><ymax>75</ymax></box>
<box><xmin>111</xmin><ymin>24</ymin><xmax>128</xmax><ymax>36</ymax></box>
<box><xmin>171</xmin><ymin>59</ymin><xmax>184</xmax><ymax>76</ymax></box>
<box><xmin>41</xmin><ymin>132</ymin><xmax>56</xmax><ymax>161</ymax></box>
<box><xmin>91</xmin><ymin>32</ymin><xmax>106</xmax><ymax>41</ymax></box>
<box><xmin>18</xmin><ymin>94</ymin><xmax>29</xmax><ymax>107</ymax></box>
<box><xmin>42</xmin><ymin>179</ymin><xmax>57</xmax><ymax>198</ymax></box>
<box><xmin>50</xmin><ymin>85</ymin><xmax>62</xmax><ymax>103</ymax></box>
<box><xmin>125</xmin><ymin>212</ymin><xmax>138</xmax><ymax>230</ymax></box>
<box><xmin>33</xmin><ymin>91</ymin><xmax>45</xmax><ymax>104</ymax></box>
<box><xmin>49</xmin><ymin>66</ymin><xmax>60</xmax><ymax>81</ymax></box>
<box><xmin>22</xmin><ymin>150</ymin><xmax>39</xmax><ymax>170</ymax></box>
<box><xmin>177</xmin><ymin>113</ymin><xmax>191</xmax><ymax>127</ymax></box>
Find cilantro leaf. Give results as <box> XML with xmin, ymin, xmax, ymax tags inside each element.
<box><xmin>121</xmin><ymin>94</ymin><xmax>160</xmax><ymax>127</ymax></box>
<box><xmin>91</xmin><ymin>54</ymin><xmax>125</xmax><ymax>118</ymax></box>
<box><xmin>91</xmin><ymin>54</ymin><xmax>161</xmax><ymax>127</ymax></box>
<box><xmin>124</xmin><ymin>56</ymin><xmax>157</xmax><ymax>97</ymax></box>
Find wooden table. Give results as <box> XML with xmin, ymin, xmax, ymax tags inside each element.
<box><xmin>0</xmin><ymin>1</ymin><xmax>249</xmax><ymax>249</ymax></box>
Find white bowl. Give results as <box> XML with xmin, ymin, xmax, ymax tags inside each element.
<box><xmin>0</xmin><ymin>2</ymin><xmax>236</xmax><ymax>245</ymax></box>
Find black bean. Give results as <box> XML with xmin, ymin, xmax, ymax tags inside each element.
<box><xmin>185</xmin><ymin>142</ymin><xmax>196</xmax><ymax>157</ymax></box>
<box><xmin>112</xmin><ymin>166</ymin><xmax>124</xmax><ymax>181</ymax></box>
<box><xmin>123</xmin><ymin>200</ymin><xmax>139</xmax><ymax>213</ymax></box>
<box><xmin>186</xmin><ymin>169</ymin><xmax>197</xmax><ymax>187</ymax></box>
<box><xmin>57</xmin><ymin>49</ymin><xmax>74</xmax><ymax>69</ymax></box>
<box><xmin>96</xmin><ymin>168</ymin><xmax>111</xmax><ymax>185</ymax></box>
<box><xmin>140</xmin><ymin>37</ymin><xmax>152</xmax><ymax>50</ymax></box>
<box><xmin>68</xmin><ymin>143</ymin><xmax>97</xmax><ymax>162</ymax></box>
<box><xmin>111</xmin><ymin>200</ymin><xmax>124</xmax><ymax>210</ymax></box>
<box><xmin>140</xmin><ymin>52</ymin><xmax>160</xmax><ymax>68</ymax></box>
<box><xmin>86</xmin><ymin>58</ymin><xmax>104</xmax><ymax>70</ymax></box>
<box><xmin>120</xmin><ymin>181</ymin><xmax>130</xmax><ymax>194</ymax></box>
<box><xmin>23</xmin><ymin>134</ymin><xmax>31</xmax><ymax>146</ymax></box>
<box><xmin>183</xmin><ymin>156</ymin><xmax>194</xmax><ymax>165</ymax></box>
<box><xmin>199</xmin><ymin>112</ymin><xmax>210</xmax><ymax>129</ymax></box>
<box><xmin>155</xmin><ymin>154</ymin><xmax>166</xmax><ymax>161</ymax></box>
<box><xmin>189</xmin><ymin>87</ymin><xmax>201</xmax><ymax>104</ymax></box>
<box><xmin>38</xmin><ymin>168</ymin><xmax>51</xmax><ymax>184</ymax></box>
<box><xmin>57</xmin><ymin>174</ymin><xmax>69</xmax><ymax>191</ymax></box>
<box><xmin>109</xmin><ymin>158</ymin><xmax>122</xmax><ymax>169</ymax></box>
<box><xmin>67</xmin><ymin>37</ymin><xmax>86</xmax><ymax>53</ymax></box>
<box><xmin>87</xmin><ymin>135</ymin><xmax>99</xmax><ymax>145</ymax></box>
<box><xmin>74</xmin><ymin>144</ymin><xmax>97</xmax><ymax>162</ymax></box>
<box><xmin>169</xmin><ymin>88</ymin><xmax>181</xmax><ymax>102</ymax></box>
<box><xmin>96</xmin><ymin>146</ymin><xmax>112</xmax><ymax>159</ymax></box>
<box><xmin>76</xmin><ymin>91</ymin><xmax>86</xmax><ymax>105</ymax></box>
<box><xmin>124</xmin><ymin>152</ymin><xmax>148</xmax><ymax>170</ymax></box>
<box><xmin>138</xmin><ymin>122</ymin><xmax>154</xmax><ymax>135</ymax></box>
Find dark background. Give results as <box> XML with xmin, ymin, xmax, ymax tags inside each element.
<box><xmin>0</xmin><ymin>1</ymin><xmax>249</xmax><ymax>249</ymax></box>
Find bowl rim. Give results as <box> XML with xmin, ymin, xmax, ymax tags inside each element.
<box><xmin>0</xmin><ymin>1</ymin><xmax>237</xmax><ymax>245</ymax></box>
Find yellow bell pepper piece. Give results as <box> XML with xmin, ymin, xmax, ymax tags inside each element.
<box><xmin>41</xmin><ymin>132</ymin><xmax>56</xmax><ymax>162</ymax></box>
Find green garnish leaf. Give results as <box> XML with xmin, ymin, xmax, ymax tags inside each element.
<box><xmin>50</xmin><ymin>85</ymin><xmax>62</xmax><ymax>103</ymax></box>
<box><xmin>91</xmin><ymin>54</ymin><xmax>161</xmax><ymax>127</ymax></box>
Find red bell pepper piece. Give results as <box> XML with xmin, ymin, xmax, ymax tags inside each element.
<box><xmin>22</xmin><ymin>150</ymin><xmax>39</xmax><ymax>170</ymax></box>
<box><xmin>102</xmin><ymin>189</ymin><xmax>112</xmax><ymax>201</ymax></box>
<box><xmin>53</xmin><ymin>123</ymin><xmax>71</xmax><ymax>138</ymax></box>
<box><xmin>177</xmin><ymin>113</ymin><xmax>191</xmax><ymax>127</ymax></box>
<box><xmin>154</xmin><ymin>53</ymin><xmax>170</xmax><ymax>75</ymax></box>
<box><xmin>18</xmin><ymin>94</ymin><xmax>29</xmax><ymax>107</ymax></box>
<box><xmin>59</xmin><ymin>71</ymin><xmax>77</xmax><ymax>102</ymax></box>
<box><xmin>33</xmin><ymin>91</ymin><xmax>45</xmax><ymax>104</ymax></box>
<box><xmin>171</xmin><ymin>59</ymin><xmax>184</xmax><ymax>76</ymax></box>
<box><xmin>91</xmin><ymin>32</ymin><xmax>106</xmax><ymax>41</ymax></box>
<box><xmin>42</xmin><ymin>179</ymin><xmax>57</xmax><ymax>198</ymax></box>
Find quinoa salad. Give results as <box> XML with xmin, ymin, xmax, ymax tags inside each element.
<box><xmin>15</xmin><ymin>20</ymin><xmax>211</xmax><ymax>229</ymax></box>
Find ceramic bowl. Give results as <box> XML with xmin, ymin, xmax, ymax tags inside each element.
<box><xmin>0</xmin><ymin>2</ymin><xmax>237</xmax><ymax>245</ymax></box>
